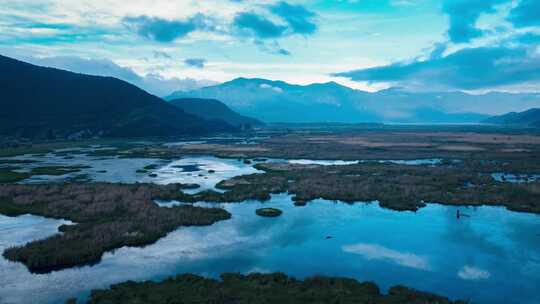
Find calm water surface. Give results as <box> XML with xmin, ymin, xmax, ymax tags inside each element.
<box><xmin>1</xmin><ymin>194</ymin><xmax>539</xmax><ymax>304</ymax></box>
<box><xmin>0</xmin><ymin>152</ymin><xmax>259</xmax><ymax>192</ymax></box>
<box><xmin>491</xmin><ymin>173</ymin><xmax>540</xmax><ymax>184</ymax></box>
<box><xmin>0</xmin><ymin>152</ymin><xmax>539</xmax><ymax>303</ymax></box>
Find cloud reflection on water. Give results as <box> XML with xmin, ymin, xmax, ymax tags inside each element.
<box><xmin>342</xmin><ymin>243</ymin><xmax>431</xmax><ymax>270</ymax></box>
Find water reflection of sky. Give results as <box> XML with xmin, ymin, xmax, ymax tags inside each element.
<box><xmin>1</xmin><ymin>147</ymin><xmax>455</xmax><ymax>194</ymax></box>
<box><xmin>286</xmin><ymin>158</ymin><xmax>443</xmax><ymax>166</ymax></box>
<box><xmin>140</xmin><ymin>157</ymin><xmax>261</xmax><ymax>192</ymax></box>
<box><xmin>491</xmin><ymin>173</ymin><xmax>540</xmax><ymax>184</ymax></box>
<box><xmin>1</xmin><ymin>194</ymin><xmax>539</xmax><ymax>304</ymax></box>
<box><xmin>0</xmin><ymin>152</ymin><xmax>259</xmax><ymax>192</ymax></box>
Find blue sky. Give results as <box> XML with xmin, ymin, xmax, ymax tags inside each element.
<box><xmin>1</xmin><ymin>0</ymin><xmax>539</xmax><ymax>96</ymax></box>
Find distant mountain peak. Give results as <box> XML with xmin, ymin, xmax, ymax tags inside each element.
<box><xmin>221</xmin><ymin>78</ymin><xmax>356</xmax><ymax>90</ymax></box>
<box><xmin>224</xmin><ymin>77</ymin><xmax>292</xmax><ymax>88</ymax></box>
<box><xmin>307</xmin><ymin>81</ymin><xmax>338</xmax><ymax>87</ymax></box>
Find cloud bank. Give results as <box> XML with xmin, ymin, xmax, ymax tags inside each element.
<box><xmin>233</xmin><ymin>12</ymin><xmax>287</xmax><ymax>39</ymax></box>
<box><xmin>22</xmin><ymin>56</ymin><xmax>217</xmax><ymax>96</ymax></box>
<box><xmin>442</xmin><ymin>0</ymin><xmax>507</xmax><ymax>43</ymax></box>
<box><xmin>269</xmin><ymin>1</ymin><xmax>317</xmax><ymax>35</ymax></box>
<box><xmin>184</xmin><ymin>58</ymin><xmax>207</xmax><ymax>69</ymax></box>
<box><xmin>508</xmin><ymin>0</ymin><xmax>540</xmax><ymax>28</ymax></box>
<box><xmin>336</xmin><ymin>46</ymin><xmax>540</xmax><ymax>91</ymax></box>
<box><xmin>120</xmin><ymin>1</ymin><xmax>317</xmax><ymax>45</ymax></box>
<box><xmin>336</xmin><ymin>0</ymin><xmax>540</xmax><ymax>92</ymax></box>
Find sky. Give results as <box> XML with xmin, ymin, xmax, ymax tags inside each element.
<box><xmin>1</xmin><ymin>0</ymin><xmax>539</xmax><ymax>96</ymax></box>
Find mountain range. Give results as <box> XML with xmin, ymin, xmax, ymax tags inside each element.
<box><xmin>3</xmin><ymin>53</ymin><xmax>540</xmax><ymax>140</ymax></box>
<box><xmin>167</xmin><ymin>78</ymin><xmax>540</xmax><ymax>124</ymax></box>
<box><xmin>485</xmin><ymin>108</ymin><xmax>540</xmax><ymax>127</ymax></box>
<box><xmin>0</xmin><ymin>55</ymin><xmax>235</xmax><ymax>139</ymax></box>
<box><xmin>169</xmin><ymin>98</ymin><xmax>263</xmax><ymax>128</ymax></box>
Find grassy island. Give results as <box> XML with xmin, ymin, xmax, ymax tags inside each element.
<box><xmin>30</xmin><ymin>165</ymin><xmax>91</xmax><ymax>176</ymax></box>
<box><xmin>0</xmin><ymin>183</ymin><xmax>230</xmax><ymax>273</ymax></box>
<box><xmin>175</xmin><ymin>162</ymin><xmax>540</xmax><ymax>214</ymax></box>
<box><xmin>78</xmin><ymin>272</ymin><xmax>465</xmax><ymax>304</ymax></box>
<box><xmin>255</xmin><ymin>207</ymin><xmax>283</xmax><ymax>217</ymax></box>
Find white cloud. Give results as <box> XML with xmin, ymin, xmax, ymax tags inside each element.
<box><xmin>458</xmin><ymin>265</ymin><xmax>491</xmax><ymax>280</ymax></box>
<box><xmin>391</xmin><ymin>0</ymin><xmax>416</xmax><ymax>7</ymax></box>
<box><xmin>19</xmin><ymin>55</ymin><xmax>217</xmax><ymax>96</ymax></box>
<box><xmin>0</xmin><ymin>0</ymin><xmax>472</xmax><ymax>93</ymax></box>
<box><xmin>260</xmin><ymin>83</ymin><xmax>283</xmax><ymax>93</ymax></box>
<box><xmin>342</xmin><ymin>243</ymin><xmax>430</xmax><ymax>270</ymax></box>
<box><xmin>3</xmin><ymin>0</ymin><xmax>278</xmax><ymax>27</ymax></box>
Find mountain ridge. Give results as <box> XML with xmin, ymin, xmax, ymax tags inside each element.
<box><xmin>167</xmin><ymin>78</ymin><xmax>540</xmax><ymax>124</ymax></box>
<box><xmin>0</xmin><ymin>54</ymin><xmax>236</xmax><ymax>139</ymax></box>
<box><xmin>484</xmin><ymin>108</ymin><xmax>540</xmax><ymax>127</ymax></box>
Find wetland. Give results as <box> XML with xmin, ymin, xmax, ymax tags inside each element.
<box><xmin>1</xmin><ymin>127</ymin><xmax>540</xmax><ymax>304</ymax></box>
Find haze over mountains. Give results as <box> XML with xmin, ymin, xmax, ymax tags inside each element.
<box><xmin>167</xmin><ymin>78</ymin><xmax>540</xmax><ymax>124</ymax></box>
<box><xmin>0</xmin><ymin>55</ymin><xmax>235</xmax><ymax>139</ymax></box>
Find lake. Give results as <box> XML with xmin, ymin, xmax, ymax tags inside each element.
<box><xmin>1</xmin><ymin>193</ymin><xmax>539</xmax><ymax>304</ymax></box>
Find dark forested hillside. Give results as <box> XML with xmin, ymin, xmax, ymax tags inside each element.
<box><xmin>169</xmin><ymin>98</ymin><xmax>263</xmax><ymax>128</ymax></box>
<box><xmin>0</xmin><ymin>55</ymin><xmax>235</xmax><ymax>139</ymax></box>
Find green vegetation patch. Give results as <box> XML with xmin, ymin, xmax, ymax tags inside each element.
<box><xmin>173</xmin><ymin>162</ymin><xmax>540</xmax><ymax>214</ymax></box>
<box><xmin>0</xmin><ymin>139</ymin><xmax>142</xmax><ymax>158</ymax></box>
<box><xmin>143</xmin><ymin>164</ymin><xmax>159</xmax><ymax>170</ymax></box>
<box><xmin>256</xmin><ymin>207</ymin><xmax>283</xmax><ymax>217</ymax></box>
<box><xmin>82</xmin><ymin>273</ymin><xmax>465</xmax><ymax>304</ymax></box>
<box><xmin>0</xmin><ymin>200</ymin><xmax>48</xmax><ymax>217</ymax></box>
<box><xmin>0</xmin><ymin>183</ymin><xmax>230</xmax><ymax>273</ymax></box>
<box><xmin>116</xmin><ymin>148</ymin><xmax>180</xmax><ymax>160</ymax></box>
<box><xmin>0</xmin><ymin>159</ymin><xmax>37</xmax><ymax>165</ymax></box>
<box><xmin>136</xmin><ymin>164</ymin><xmax>161</xmax><ymax>174</ymax></box>
<box><xmin>30</xmin><ymin>165</ymin><xmax>91</xmax><ymax>176</ymax></box>
<box><xmin>0</xmin><ymin>169</ymin><xmax>31</xmax><ymax>183</ymax></box>
<box><xmin>0</xmin><ymin>147</ymin><xmax>52</xmax><ymax>158</ymax></box>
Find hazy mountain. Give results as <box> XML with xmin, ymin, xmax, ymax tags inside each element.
<box><xmin>167</xmin><ymin>78</ymin><xmax>540</xmax><ymax>124</ymax></box>
<box><xmin>0</xmin><ymin>55</ymin><xmax>235</xmax><ymax>139</ymax></box>
<box><xmin>167</xmin><ymin>78</ymin><xmax>376</xmax><ymax>123</ymax></box>
<box><xmin>169</xmin><ymin>98</ymin><xmax>263</xmax><ymax>128</ymax></box>
<box><xmin>485</xmin><ymin>108</ymin><xmax>540</xmax><ymax>127</ymax></box>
